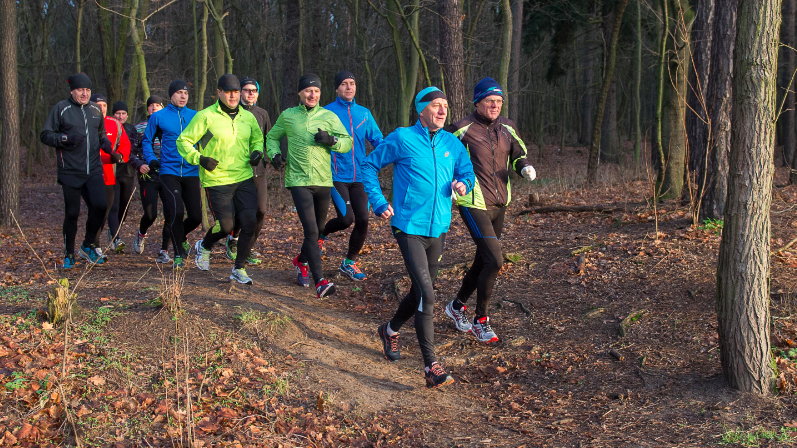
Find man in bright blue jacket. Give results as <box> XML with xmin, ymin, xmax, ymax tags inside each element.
<box><xmin>320</xmin><ymin>71</ymin><xmax>384</xmax><ymax>281</ymax></box>
<box><xmin>362</xmin><ymin>86</ymin><xmax>475</xmax><ymax>389</ymax></box>
<box><xmin>141</xmin><ymin>80</ymin><xmax>200</xmax><ymax>267</ymax></box>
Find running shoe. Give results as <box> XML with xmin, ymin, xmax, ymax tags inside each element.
<box><xmin>471</xmin><ymin>316</ymin><xmax>499</xmax><ymax>343</ymax></box>
<box><xmin>225</xmin><ymin>236</ymin><xmax>238</xmax><ymax>261</ymax></box>
<box><xmin>445</xmin><ymin>300</ymin><xmax>473</xmax><ymax>333</ymax></box>
<box><xmin>194</xmin><ymin>240</ymin><xmax>211</xmax><ymax>271</ymax></box>
<box><xmin>173</xmin><ymin>256</ymin><xmax>185</xmax><ymax>270</ymax></box>
<box><xmin>377</xmin><ymin>323</ymin><xmax>401</xmax><ymax>361</ymax></box>
<box><xmin>112</xmin><ymin>237</ymin><xmax>126</xmax><ymax>253</ymax></box>
<box><xmin>339</xmin><ymin>258</ymin><xmax>367</xmax><ymax>281</ymax></box>
<box><xmin>317</xmin><ymin>237</ymin><xmax>326</xmax><ymax>255</ymax></box>
<box><xmin>79</xmin><ymin>244</ymin><xmax>106</xmax><ymax>265</ymax></box>
<box><xmin>182</xmin><ymin>240</ymin><xmax>191</xmax><ymax>255</ymax></box>
<box><xmin>247</xmin><ymin>250</ymin><xmax>263</xmax><ymax>265</ymax></box>
<box><xmin>292</xmin><ymin>255</ymin><xmax>310</xmax><ymax>287</ymax></box>
<box><xmin>156</xmin><ymin>250</ymin><xmax>172</xmax><ymax>264</ymax></box>
<box><xmin>315</xmin><ymin>278</ymin><xmax>336</xmax><ymax>298</ymax></box>
<box><xmin>133</xmin><ymin>232</ymin><xmax>147</xmax><ymax>254</ymax></box>
<box><xmin>424</xmin><ymin>362</ymin><xmax>455</xmax><ymax>388</ymax></box>
<box><xmin>62</xmin><ymin>255</ymin><xmax>77</xmax><ymax>269</ymax></box>
<box><xmin>94</xmin><ymin>246</ymin><xmax>108</xmax><ymax>262</ymax></box>
<box><xmin>230</xmin><ymin>267</ymin><xmax>253</xmax><ymax>285</ymax></box>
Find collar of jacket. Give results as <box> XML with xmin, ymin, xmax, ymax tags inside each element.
<box><xmin>68</xmin><ymin>97</ymin><xmax>87</xmax><ymax>108</ymax></box>
<box><xmin>412</xmin><ymin>119</ymin><xmax>440</xmax><ymax>142</ymax></box>
<box><xmin>472</xmin><ymin>110</ymin><xmax>496</xmax><ymax>127</ymax></box>
<box><xmin>166</xmin><ymin>103</ymin><xmax>185</xmax><ymax>112</ymax></box>
<box><xmin>334</xmin><ymin>96</ymin><xmax>357</xmax><ymax>107</ymax></box>
<box><xmin>215</xmin><ymin>99</ymin><xmax>240</xmax><ymax>116</ymax></box>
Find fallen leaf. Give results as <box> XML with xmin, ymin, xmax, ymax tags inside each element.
<box><xmin>88</xmin><ymin>375</ymin><xmax>106</xmax><ymax>386</ymax></box>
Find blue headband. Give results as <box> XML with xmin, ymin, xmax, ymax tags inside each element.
<box><xmin>414</xmin><ymin>87</ymin><xmax>446</xmax><ymax>115</ymax></box>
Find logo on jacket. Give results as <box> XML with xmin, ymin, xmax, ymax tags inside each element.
<box><xmin>444</xmin><ymin>151</ymin><xmax>450</xmax><ymax>158</ymax></box>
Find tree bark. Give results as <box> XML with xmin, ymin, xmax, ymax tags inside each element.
<box><xmin>129</xmin><ymin>0</ymin><xmax>150</xmax><ymax>102</ymax></box>
<box><xmin>76</xmin><ymin>0</ymin><xmax>85</xmax><ymax>73</ymax></box>
<box><xmin>600</xmin><ymin>4</ymin><xmax>621</xmax><ymax>164</ymax></box>
<box><xmin>783</xmin><ymin>0</ymin><xmax>797</xmax><ymax>181</ymax></box>
<box><xmin>717</xmin><ymin>0</ymin><xmax>780</xmax><ymax>395</ymax></box>
<box><xmin>686</xmin><ymin>0</ymin><xmax>714</xmax><ymax>198</ymax></box>
<box><xmin>0</xmin><ymin>0</ymin><xmax>20</xmax><ymax>227</ymax></box>
<box><xmin>700</xmin><ymin>0</ymin><xmax>737</xmax><ymax>220</ymax></box>
<box><xmin>633</xmin><ymin>0</ymin><xmax>643</xmax><ymax>163</ymax></box>
<box><xmin>509</xmin><ymin>0</ymin><xmax>523</xmax><ymax>121</ymax></box>
<box><xmin>498</xmin><ymin>0</ymin><xmax>512</xmax><ymax>117</ymax></box>
<box><xmin>438</xmin><ymin>0</ymin><xmax>468</xmax><ymax>123</ymax></box>
<box><xmin>281</xmin><ymin>0</ymin><xmax>301</xmax><ymax>110</ymax></box>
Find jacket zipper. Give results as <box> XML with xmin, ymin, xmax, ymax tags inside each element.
<box><xmin>81</xmin><ymin>105</ymin><xmax>90</xmax><ymax>174</ymax></box>
<box><xmin>178</xmin><ymin>108</ymin><xmax>184</xmax><ymax>177</ymax></box>
<box><xmin>430</xmin><ymin>130</ymin><xmax>437</xmax><ymax>236</ymax></box>
<box><xmin>348</xmin><ymin>105</ymin><xmax>356</xmax><ymax>181</ymax></box>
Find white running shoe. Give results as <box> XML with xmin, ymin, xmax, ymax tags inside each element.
<box><xmin>194</xmin><ymin>240</ymin><xmax>211</xmax><ymax>271</ymax></box>
<box><xmin>133</xmin><ymin>232</ymin><xmax>147</xmax><ymax>254</ymax></box>
<box><xmin>156</xmin><ymin>250</ymin><xmax>171</xmax><ymax>264</ymax></box>
<box><xmin>230</xmin><ymin>267</ymin><xmax>253</xmax><ymax>285</ymax></box>
<box><xmin>471</xmin><ymin>316</ymin><xmax>499</xmax><ymax>343</ymax></box>
<box><xmin>445</xmin><ymin>301</ymin><xmax>473</xmax><ymax>332</ymax></box>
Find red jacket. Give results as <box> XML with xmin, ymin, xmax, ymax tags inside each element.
<box><xmin>100</xmin><ymin>116</ymin><xmax>131</xmax><ymax>185</ymax></box>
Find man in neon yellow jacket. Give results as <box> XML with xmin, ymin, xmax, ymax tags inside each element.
<box><xmin>177</xmin><ymin>74</ymin><xmax>265</xmax><ymax>284</ymax></box>
<box><xmin>265</xmin><ymin>73</ymin><xmax>352</xmax><ymax>298</ymax></box>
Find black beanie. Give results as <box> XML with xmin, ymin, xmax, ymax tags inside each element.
<box><xmin>217</xmin><ymin>74</ymin><xmax>240</xmax><ymax>91</ymax></box>
<box><xmin>146</xmin><ymin>95</ymin><xmax>165</xmax><ymax>108</ymax></box>
<box><xmin>67</xmin><ymin>73</ymin><xmax>92</xmax><ymax>90</ymax></box>
<box><xmin>168</xmin><ymin>80</ymin><xmax>189</xmax><ymax>98</ymax></box>
<box><xmin>90</xmin><ymin>93</ymin><xmax>108</xmax><ymax>104</ymax></box>
<box><xmin>111</xmin><ymin>101</ymin><xmax>128</xmax><ymax>114</ymax></box>
<box><xmin>297</xmin><ymin>73</ymin><xmax>321</xmax><ymax>92</ymax></box>
<box><xmin>334</xmin><ymin>71</ymin><xmax>355</xmax><ymax>88</ymax></box>
<box><xmin>240</xmin><ymin>76</ymin><xmax>259</xmax><ymax>91</ymax></box>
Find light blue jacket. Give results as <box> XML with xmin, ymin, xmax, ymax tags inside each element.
<box><xmin>142</xmin><ymin>103</ymin><xmax>198</xmax><ymax>177</ymax></box>
<box><xmin>361</xmin><ymin>120</ymin><xmax>475</xmax><ymax>238</ymax></box>
<box><xmin>324</xmin><ymin>97</ymin><xmax>383</xmax><ymax>182</ymax></box>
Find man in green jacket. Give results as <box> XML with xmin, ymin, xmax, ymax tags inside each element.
<box><xmin>265</xmin><ymin>73</ymin><xmax>353</xmax><ymax>298</ymax></box>
<box><xmin>176</xmin><ymin>74</ymin><xmax>265</xmax><ymax>284</ymax></box>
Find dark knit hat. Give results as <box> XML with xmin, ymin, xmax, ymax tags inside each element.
<box><xmin>473</xmin><ymin>77</ymin><xmax>504</xmax><ymax>105</ymax></box>
<box><xmin>334</xmin><ymin>71</ymin><xmax>355</xmax><ymax>88</ymax></box>
<box><xmin>67</xmin><ymin>73</ymin><xmax>92</xmax><ymax>90</ymax></box>
<box><xmin>240</xmin><ymin>76</ymin><xmax>260</xmax><ymax>91</ymax></box>
<box><xmin>297</xmin><ymin>73</ymin><xmax>321</xmax><ymax>92</ymax></box>
<box><xmin>168</xmin><ymin>80</ymin><xmax>189</xmax><ymax>98</ymax></box>
<box><xmin>146</xmin><ymin>95</ymin><xmax>165</xmax><ymax>108</ymax></box>
<box><xmin>111</xmin><ymin>101</ymin><xmax>128</xmax><ymax>114</ymax></box>
<box><xmin>90</xmin><ymin>93</ymin><xmax>108</xmax><ymax>104</ymax></box>
<box><xmin>414</xmin><ymin>86</ymin><xmax>446</xmax><ymax>115</ymax></box>
<box><xmin>217</xmin><ymin>74</ymin><xmax>240</xmax><ymax>91</ymax></box>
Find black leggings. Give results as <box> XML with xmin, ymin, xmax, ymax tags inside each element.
<box><xmin>456</xmin><ymin>206</ymin><xmax>506</xmax><ymax>318</ymax></box>
<box><xmin>203</xmin><ymin>178</ymin><xmax>258</xmax><ymax>269</ymax></box>
<box><xmin>139</xmin><ymin>178</ymin><xmax>170</xmax><ymax>251</ymax></box>
<box><xmin>116</xmin><ymin>172</ymin><xmax>136</xmax><ymax>230</ymax></box>
<box><xmin>99</xmin><ymin>184</ymin><xmax>120</xmax><ymax>243</ymax></box>
<box><xmin>61</xmin><ymin>174</ymin><xmax>107</xmax><ymax>256</ymax></box>
<box><xmin>160</xmin><ymin>174</ymin><xmax>202</xmax><ymax>258</ymax></box>
<box><xmin>389</xmin><ymin>228</ymin><xmax>445</xmax><ymax>368</ymax></box>
<box><xmin>289</xmin><ymin>186</ymin><xmax>330</xmax><ymax>283</ymax></box>
<box><xmin>321</xmin><ymin>181</ymin><xmax>370</xmax><ymax>260</ymax></box>
<box><xmin>232</xmin><ymin>165</ymin><xmax>268</xmax><ymax>244</ymax></box>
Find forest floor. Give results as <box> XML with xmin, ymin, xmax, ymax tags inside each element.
<box><xmin>2</xmin><ymin>146</ymin><xmax>797</xmax><ymax>447</ymax></box>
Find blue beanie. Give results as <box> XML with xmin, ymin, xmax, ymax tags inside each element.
<box><xmin>473</xmin><ymin>77</ymin><xmax>504</xmax><ymax>104</ymax></box>
<box><xmin>414</xmin><ymin>86</ymin><xmax>446</xmax><ymax>115</ymax></box>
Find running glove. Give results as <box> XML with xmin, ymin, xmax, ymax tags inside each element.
<box><xmin>110</xmin><ymin>152</ymin><xmax>124</xmax><ymax>164</ymax></box>
<box><xmin>60</xmin><ymin>133</ymin><xmax>85</xmax><ymax>151</ymax></box>
<box><xmin>314</xmin><ymin>128</ymin><xmax>337</xmax><ymax>146</ymax></box>
<box><xmin>148</xmin><ymin>159</ymin><xmax>161</xmax><ymax>171</ymax></box>
<box><xmin>521</xmin><ymin>165</ymin><xmax>537</xmax><ymax>181</ymax></box>
<box><xmin>199</xmin><ymin>156</ymin><xmax>219</xmax><ymax>171</ymax></box>
<box><xmin>269</xmin><ymin>153</ymin><xmax>284</xmax><ymax>170</ymax></box>
<box><xmin>250</xmin><ymin>151</ymin><xmax>264</xmax><ymax>166</ymax></box>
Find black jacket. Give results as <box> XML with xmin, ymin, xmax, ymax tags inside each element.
<box><xmin>40</xmin><ymin>98</ymin><xmax>112</xmax><ymax>182</ymax></box>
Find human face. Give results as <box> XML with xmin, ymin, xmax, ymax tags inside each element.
<box><xmin>218</xmin><ymin>89</ymin><xmax>240</xmax><ymax>108</ymax></box>
<box><xmin>336</xmin><ymin>79</ymin><xmax>356</xmax><ymax>102</ymax></box>
<box><xmin>419</xmin><ymin>98</ymin><xmax>448</xmax><ymax>132</ymax></box>
<box><xmin>71</xmin><ymin>88</ymin><xmax>91</xmax><ymax>105</ymax></box>
<box><xmin>242</xmin><ymin>85</ymin><xmax>259</xmax><ymax>106</ymax></box>
<box><xmin>171</xmin><ymin>89</ymin><xmax>189</xmax><ymax>108</ymax></box>
<box><xmin>298</xmin><ymin>86</ymin><xmax>321</xmax><ymax>108</ymax></box>
<box><xmin>96</xmin><ymin>101</ymin><xmax>108</xmax><ymax>117</ymax></box>
<box><xmin>147</xmin><ymin>102</ymin><xmax>163</xmax><ymax>116</ymax></box>
<box><xmin>113</xmin><ymin>110</ymin><xmax>128</xmax><ymax>123</ymax></box>
<box><xmin>475</xmin><ymin>95</ymin><xmax>503</xmax><ymax>121</ymax></box>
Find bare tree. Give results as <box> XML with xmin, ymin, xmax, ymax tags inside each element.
<box><xmin>438</xmin><ymin>0</ymin><xmax>467</xmax><ymax>122</ymax></box>
<box><xmin>0</xmin><ymin>0</ymin><xmax>21</xmax><ymax>226</ymax></box>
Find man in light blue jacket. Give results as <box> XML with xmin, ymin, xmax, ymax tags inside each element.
<box><xmin>320</xmin><ymin>71</ymin><xmax>384</xmax><ymax>281</ymax></box>
<box><xmin>361</xmin><ymin>86</ymin><xmax>475</xmax><ymax>389</ymax></box>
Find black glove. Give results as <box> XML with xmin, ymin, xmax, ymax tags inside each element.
<box><xmin>314</xmin><ymin>128</ymin><xmax>337</xmax><ymax>146</ymax></box>
<box><xmin>60</xmin><ymin>133</ymin><xmax>85</xmax><ymax>151</ymax></box>
<box><xmin>269</xmin><ymin>153</ymin><xmax>284</xmax><ymax>170</ymax></box>
<box><xmin>199</xmin><ymin>155</ymin><xmax>219</xmax><ymax>171</ymax></box>
<box><xmin>148</xmin><ymin>159</ymin><xmax>161</xmax><ymax>171</ymax></box>
<box><xmin>250</xmin><ymin>151</ymin><xmax>264</xmax><ymax>166</ymax></box>
<box><xmin>110</xmin><ymin>152</ymin><xmax>124</xmax><ymax>164</ymax></box>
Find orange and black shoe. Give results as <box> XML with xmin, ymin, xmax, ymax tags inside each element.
<box><xmin>377</xmin><ymin>323</ymin><xmax>401</xmax><ymax>361</ymax></box>
<box><xmin>424</xmin><ymin>362</ymin><xmax>455</xmax><ymax>388</ymax></box>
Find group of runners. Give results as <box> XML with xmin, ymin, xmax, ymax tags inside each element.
<box><xmin>41</xmin><ymin>71</ymin><xmax>536</xmax><ymax>388</ymax></box>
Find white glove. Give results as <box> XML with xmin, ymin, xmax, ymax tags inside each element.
<box><xmin>521</xmin><ymin>165</ymin><xmax>536</xmax><ymax>181</ymax></box>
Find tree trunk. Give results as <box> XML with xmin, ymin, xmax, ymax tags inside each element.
<box><xmin>498</xmin><ymin>0</ymin><xmax>512</xmax><ymax>117</ymax></box>
<box><xmin>438</xmin><ymin>0</ymin><xmax>468</xmax><ymax>123</ymax></box>
<box><xmin>578</xmin><ymin>12</ymin><xmax>601</xmax><ymax>146</ymax></box>
<box><xmin>587</xmin><ymin>0</ymin><xmax>629</xmax><ymax>184</ymax></box>
<box><xmin>76</xmin><ymin>0</ymin><xmax>85</xmax><ymax>72</ymax></box>
<box><xmin>509</xmin><ymin>0</ymin><xmax>523</xmax><ymax>121</ymax></box>
<box><xmin>600</xmin><ymin>4</ymin><xmax>621</xmax><ymax>164</ymax></box>
<box><xmin>195</xmin><ymin>1</ymin><xmax>209</xmax><ymax>110</ymax></box>
<box><xmin>281</xmin><ymin>0</ymin><xmax>301</xmax><ymax>110</ymax></box>
<box><xmin>717</xmin><ymin>0</ymin><xmax>780</xmax><ymax>395</ymax></box>
<box><xmin>633</xmin><ymin>0</ymin><xmax>643</xmax><ymax>163</ymax></box>
<box><xmin>97</xmin><ymin>0</ymin><xmax>132</xmax><ymax>102</ymax></box>
<box><xmin>782</xmin><ymin>0</ymin><xmax>797</xmax><ymax>179</ymax></box>
<box><xmin>129</xmin><ymin>0</ymin><xmax>150</xmax><ymax>102</ymax></box>
<box><xmin>700</xmin><ymin>0</ymin><xmax>737</xmax><ymax>220</ymax></box>
<box><xmin>0</xmin><ymin>0</ymin><xmax>20</xmax><ymax>227</ymax></box>
<box><xmin>686</xmin><ymin>0</ymin><xmax>714</xmax><ymax>208</ymax></box>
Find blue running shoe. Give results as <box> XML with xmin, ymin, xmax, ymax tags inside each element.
<box><xmin>339</xmin><ymin>258</ymin><xmax>367</xmax><ymax>281</ymax></box>
<box><xmin>79</xmin><ymin>244</ymin><xmax>106</xmax><ymax>265</ymax></box>
<box><xmin>63</xmin><ymin>255</ymin><xmax>77</xmax><ymax>269</ymax></box>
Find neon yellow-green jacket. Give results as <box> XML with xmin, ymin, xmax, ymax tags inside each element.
<box><xmin>176</xmin><ymin>101</ymin><xmax>264</xmax><ymax>187</ymax></box>
<box><xmin>265</xmin><ymin>105</ymin><xmax>352</xmax><ymax>187</ymax></box>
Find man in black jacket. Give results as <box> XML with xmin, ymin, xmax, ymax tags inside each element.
<box><xmin>40</xmin><ymin>73</ymin><xmax>122</xmax><ymax>268</ymax></box>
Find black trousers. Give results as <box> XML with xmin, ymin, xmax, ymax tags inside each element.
<box><xmin>321</xmin><ymin>181</ymin><xmax>370</xmax><ymax>260</ymax></box>
<box><xmin>160</xmin><ymin>174</ymin><xmax>202</xmax><ymax>258</ymax></box>
<box><xmin>289</xmin><ymin>186</ymin><xmax>330</xmax><ymax>283</ymax></box>
<box><xmin>232</xmin><ymin>164</ymin><xmax>268</xmax><ymax>244</ymax></box>
<box><xmin>98</xmin><ymin>184</ymin><xmax>120</xmax><ymax>244</ymax></box>
<box><xmin>116</xmin><ymin>171</ymin><xmax>136</xmax><ymax>231</ymax></box>
<box><xmin>139</xmin><ymin>178</ymin><xmax>170</xmax><ymax>251</ymax></box>
<box><xmin>389</xmin><ymin>228</ymin><xmax>446</xmax><ymax>368</ymax></box>
<box><xmin>202</xmin><ymin>178</ymin><xmax>258</xmax><ymax>269</ymax></box>
<box><xmin>60</xmin><ymin>173</ymin><xmax>107</xmax><ymax>256</ymax></box>
<box><xmin>456</xmin><ymin>206</ymin><xmax>506</xmax><ymax>318</ymax></box>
